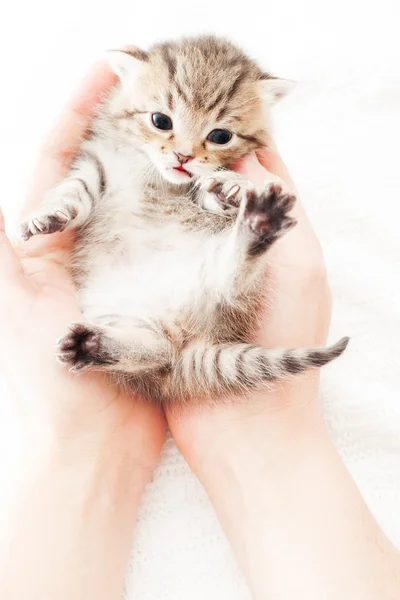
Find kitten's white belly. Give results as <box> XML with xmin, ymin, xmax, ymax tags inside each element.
<box><xmin>80</xmin><ymin>225</ymin><xmax>228</xmax><ymax>324</ymax></box>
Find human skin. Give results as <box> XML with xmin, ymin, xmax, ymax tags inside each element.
<box><xmin>168</xmin><ymin>151</ymin><xmax>400</xmax><ymax>600</ymax></box>
<box><xmin>0</xmin><ymin>62</ymin><xmax>166</xmax><ymax>600</ymax></box>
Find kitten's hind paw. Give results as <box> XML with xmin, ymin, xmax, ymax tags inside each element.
<box><xmin>57</xmin><ymin>323</ymin><xmax>116</xmax><ymax>372</ymax></box>
<box><xmin>242</xmin><ymin>182</ymin><xmax>297</xmax><ymax>256</ymax></box>
<box><xmin>18</xmin><ymin>205</ymin><xmax>78</xmax><ymax>241</ymax></box>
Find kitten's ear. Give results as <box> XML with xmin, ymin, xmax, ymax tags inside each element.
<box><xmin>107</xmin><ymin>48</ymin><xmax>148</xmax><ymax>81</ymax></box>
<box><xmin>259</xmin><ymin>76</ymin><xmax>295</xmax><ymax>104</ymax></box>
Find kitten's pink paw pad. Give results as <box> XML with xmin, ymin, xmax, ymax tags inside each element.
<box><xmin>243</xmin><ymin>182</ymin><xmax>297</xmax><ymax>253</ymax></box>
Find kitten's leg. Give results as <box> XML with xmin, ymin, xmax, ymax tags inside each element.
<box><xmin>174</xmin><ymin>338</ymin><xmax>349</xmax><ymax>399</ymax></box>
<box><xmin>19</xmin><ymin>149</ymin><xmax>105</xmax><ymax>240</ymax></box>
<box><xmin>203</xmin><ymin>172</ymin><xmax>297</xmax><ymax>250</ymax></box>
<box><xmin>199</xmin><ymin>170</ymin><xmax>296</xmax><ymax>255</ymax></box>
<box><xmin>207</xmin><ymin>178</ymin><xmax>297</xmax><ymax>300</ymax></box>
<box><xmin>57</xmin><ymin>321</ymin><xmax>174</xmax><ymax>374</ymax></box>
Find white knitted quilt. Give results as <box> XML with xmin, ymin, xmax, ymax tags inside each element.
<box><xmin>0</xmin><ymin>2</ymin><xmax>399</xmax><ymax>598</ymax></box>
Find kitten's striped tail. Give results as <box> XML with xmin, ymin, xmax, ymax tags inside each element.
<box><xmin>174</xmin><ymin>337</ymin><xmax>349</xmax><ymax>397</ymax></box>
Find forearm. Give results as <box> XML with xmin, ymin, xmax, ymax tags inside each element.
<box><xmin>0</xmin><ymin>437</ymin><xmax>149</xmax><ymax>600</ymax></box>
<box><xmin>174</xmin><ymin>387</ymin><xmax>400</xmax><ymax>600</ymax></box>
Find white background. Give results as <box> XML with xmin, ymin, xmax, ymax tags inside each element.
<box><xmin>1</xmin><ymin>0</ymin><xmax>399</xmax><ymax>218</ymax></box>
<box><xmin>0</xmin><ymin>1</ymin><xmax>400</xmax><ymax>598</ymax></box>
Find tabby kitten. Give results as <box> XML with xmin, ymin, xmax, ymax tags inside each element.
<box><xmin>19</xmin><ymin>36</ymin><xmax>348</xmax><ymax>405</ymax></box>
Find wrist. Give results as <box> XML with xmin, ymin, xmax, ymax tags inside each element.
<box><xmin>4</xmin><ymin>431</ymin><xmax>154</xmax><ymax>534</ymax></box>
<box><xmin>17</xmin><ymin>407</ymin><xmax>164</xmax><ymax>488</ymax></box>
<box><xmin>10</xmin><ymin>379</ymin><xmax>166</xmax><ymax>473</ymax></box>
<box><xmin>171</xmin><ymin>373</ymin><xmax>323</xmax><ymax>479</ymax></box>
<box><xmin>19</xmin><ymin>432</ymin><xmax>151</xmax><ymax>483</ymax></box>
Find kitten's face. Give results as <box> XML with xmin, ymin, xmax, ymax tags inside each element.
<box><xmin>132</xmin><ymin>102</ymin><xmax>259</xmax><ymax>185</ymax></box>
<box><xmin>107</xmin><ymin>38</ymin><xmax>289</xmax><ymax>185</ymax></box>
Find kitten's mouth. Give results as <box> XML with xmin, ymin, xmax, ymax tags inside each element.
<box><xmin>173</xmin><ymin>166</ymin><xmax>193</xmax><ymax>178</ymax></box>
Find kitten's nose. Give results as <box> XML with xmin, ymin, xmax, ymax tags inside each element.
<box><xmin>174</xmin><ymin>152</ymin><xmax>192</xmax><ymax>165</ymax></box>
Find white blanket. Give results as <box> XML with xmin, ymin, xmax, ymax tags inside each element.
<box><xmin>0</xmin><ymin>1</ymin><xmax>399</xmax><ymax>598</ymax></box>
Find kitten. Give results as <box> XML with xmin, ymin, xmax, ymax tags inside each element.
<box><xmin>19</xmin><ymin>36</ymin><xmax>348</xmax><ymax>405</ymax></box>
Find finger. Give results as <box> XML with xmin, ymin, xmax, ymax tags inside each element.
<box><xmin>256</xmin><ymin>148</ymin><xmax>295</xmax><ymax>189</ymax></box>
<box><xmin>234</xmin><ymin>152</ymin><xmax>276</xmax><ymax>186</ymax></box>
<box><xmin>0</xmin><ymin>208</ymin><xmax>26</xmax><ymax>285</ymax></box>
<box><xmin>255</xmin><ymin>149</ymin><xmax>308</xmax><ymax>224</ymax></box>
<box><xmin>235</xmin><ymin>151</ymin><xmax>320</xmax><ymax>258</ymax></box>
<box><xmin>23</xmin><ymin>61</ymin><xmax>118</xmax><ymax>216</ymax></box>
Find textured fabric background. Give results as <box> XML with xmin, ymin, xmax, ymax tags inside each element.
<box><xmin>0</xmin><ymin>2</ymin><xmax>399</xmax><ymax>598</ymax></box>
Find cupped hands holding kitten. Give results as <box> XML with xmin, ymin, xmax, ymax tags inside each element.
<box><xmin>0</xmin><ymin>55</ymin><xmax>398</xmax><ymax>600</ymax></box>
<box><xmin>18</xmin><ymin>37</ymin><xmax>347</xmax><ymax>404</ymax></box>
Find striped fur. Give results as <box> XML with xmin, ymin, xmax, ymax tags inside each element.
<box><xmin>19</xmin><ymin>36</ymin><xmax>348</xmax><ymax>405</ymax></box>
<box><xmin>170</xmin><ymin>337</ymin><xmax>349</xmax><ymax>400</ymax></box>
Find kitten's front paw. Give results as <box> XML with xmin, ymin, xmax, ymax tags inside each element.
<box><xmin>18</xmin><ymin>204</ymin><xmax>78</xmax><ymax>241</ymax></box>
<box><xmin>205</xmin><ymin>172</ymin><xmax>252</xmax><ymax>213</ymax></box>
<box><xmin>57</xmin><ymin>323</ymin><xmax>116</xmax><ymax>372</ymax></box>
<box><xmin>242</xmin><ymin>182</ymin><xmax>297</xmax><ymax>255</ymax></box>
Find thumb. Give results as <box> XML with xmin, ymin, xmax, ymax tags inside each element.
<box><xmin>0</xmin><ymin>208</ymin><xmax>26</xmax><ymax>286</ymax></box>
<box><xmin>234</xmin><ymin>152</ymin><xmax>277</xmax><ymax>187</ymax></box>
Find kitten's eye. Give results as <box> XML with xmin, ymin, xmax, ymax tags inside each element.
<box><xmin>152</xmin><ymin>113</ymin><xmax>173</xmax><ymax>131</ymax></box>
<box><xmin>207</xmin><ymin>129</ymin><xmax>233</xmax><ymax>145</ymax></box>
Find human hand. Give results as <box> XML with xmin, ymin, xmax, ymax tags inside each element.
<box><xmin>167</xmin><ymin>152</ymin><xmax>398</xmax><ymax>600</ymax></box>
<box><xmin>1</xmin><ymin>62</ymin><xmax>165</xmax><ymax>466</ymax></box>
<box><xmin>168</xmin><ymin>148</ymin><xmax>333</xmax><ymax>463</ymax></box>
<box><xmin>236</xmin><ymin>148</ymin><xmax>332</xmax><ymax>352</ymax></box>
<box><xmin>164</xmin><ymin>149</ymin><xmax>347</xmax><ymax>598</ymax></box>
